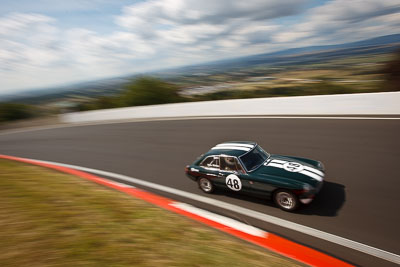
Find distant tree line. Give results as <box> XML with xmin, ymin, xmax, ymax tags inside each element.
<box><xmin>78</xmin><ymin>50</ymin><xmax>400</xmax><ymax>111</ymax></box>
<box><xmin>1</xmin><ymin>51</ymin><xmax>399</xmax><ymax>123</ymax></box>
<box><xmin>0</xmin><ymin>103</ymin><xmax>36</xmax><ymax>122</ymax></box>
<box><xmin>76</xmin><ymin>76</ymin><xmax>185</xmax><ymax>111</ymax></box>
<box><xmin>383</xmin><ymin>48</ymin><xmax>400</xmax><ymax>91</ymax></box>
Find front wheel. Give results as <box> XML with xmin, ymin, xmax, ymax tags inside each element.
<box><xmin>273</xmin><ymin>190</ymin><xmax>299</xmax><ymax>211</ymax></box>
<box><xmin>198</xmin><ymin>177</ymin><xmax>214</xmax><ymax>193</ymax></box>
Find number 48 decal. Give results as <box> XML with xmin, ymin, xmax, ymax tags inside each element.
<box><xmin>225</xmin><ymin>174</ymin><xmax>242</xmax><ymax>191</ymax></box>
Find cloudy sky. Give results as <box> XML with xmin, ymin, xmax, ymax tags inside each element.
<box><xmin>1</xmin><ymin>0</ymin><xmax>399</xmax><ymax>95</ymax></box>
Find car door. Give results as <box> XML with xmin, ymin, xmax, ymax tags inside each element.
<box><xmin>246</xmin><ymin>174</ymin><xmax>277</xmax><ymax>198</ymax></box>
<box><xmin>197</xmin><ymin>156</ymin><xmax>222</xmax><ymax>183</ymax></box>
<box><xmin>219</xmin><ymin>156</ymin><xmax>253</xmax><ymax>194</ymax></box>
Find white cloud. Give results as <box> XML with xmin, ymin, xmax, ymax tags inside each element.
<box><xmin>0</xmin><ymin>12</ymin><xmax>158</xmax><ymax>93</ymax></box>
<box><xmin>0</xmin><ymin>13</ymin><xmax>62</xmax><ymax>74</ymax></box>
<box><xmin>0</xmin><ymin>0</ymin><xmax>399</xmax><ymax>94</ymax></box>
<box><xmin>64</xmin><ymin>29</ymin><xmax>154</xmax><ymax>65</ymax></box>
<box><xmin>272</xmin><ymin>0</ymin><xmax>400</xmax><ymax>45</ymax></box>
<box><xmin>116</xmin><ymin>0</ymin><xmax>305</xmax><ymax>28</ymax></box>
<box><xmin>116</xmin><ymin>0</ymin><xmax>306</xmax><ymax>44</ymax></box>
<box><xmin>111</xmin><ymin>0</ymin><xmax>300</xmax><ymax>66</ymax></box>
<box><xmin>0</xmin><ymin>12</ymin><xmax>54</xmax><ymax>36</ymax></box>
<box><xmin>158</xmin><ymin>23</ymin><xmax>228</xmax><ymax>44</ymax></box>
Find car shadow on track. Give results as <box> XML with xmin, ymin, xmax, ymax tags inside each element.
<box><xmin>299</xmin><ymin>181</ymin><xmax>346</xmax><ymax>216</ymax></box>
<box><xmin>212</xmin><ymin>180</ymin><xmax>346</xmax><ymax>217</ymax></box>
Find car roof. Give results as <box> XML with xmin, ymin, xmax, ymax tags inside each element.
<box><xmin>204</xmin><ymin>141</ymin><xmax>257</xmax><ymax>158</ymax></box>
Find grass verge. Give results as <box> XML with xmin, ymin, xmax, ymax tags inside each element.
<box><xmin>0</xmin><ymin>159</ymin><xmax>303</xmax><ymax>267</ymax></box>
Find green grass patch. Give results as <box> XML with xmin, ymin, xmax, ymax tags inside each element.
<box><xmin>0</xmin><ymin>159</ymin><xmax>303</xmax><ymax>267</ymax></box>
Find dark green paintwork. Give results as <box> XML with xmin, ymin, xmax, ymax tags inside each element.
<box><xmin>185</xmin><ymin>141</ymin><xmax>324</xmax><ymax>202</ymax></box>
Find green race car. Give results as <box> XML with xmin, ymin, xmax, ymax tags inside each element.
<box><xmin>185</xmin><ymin>141</ymin><xmax>324</xmax><ymax>211</ymax></box>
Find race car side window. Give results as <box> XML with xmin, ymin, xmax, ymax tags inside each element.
<box><xmin>220</xmin><ymin>156</ymin><xmax>238</xmax><ymax>172</ymax></box>
<box><xmin>219</xmin><ymin>156</ymin><xmax>246</xmax><ymax>173</ymax></box>
<box><xmin>236</xmin><ymin>160</ymin><xmax>246</xmax><ymax>174</ymax></box>
<box><xmin>200</xmin><ymin>156</ymin><xmax>219</xmax><ymax>169</ymax></box>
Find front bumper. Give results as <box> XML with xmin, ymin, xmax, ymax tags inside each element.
<box><xmin>299</xmin><ymin>180</ymin><xmax>324</xmax><ymax>205</ymax></box>
<box><xmin>300</xmin><ymin>198</ymin><xmax>313</xmax><ymax>204</ymax></box>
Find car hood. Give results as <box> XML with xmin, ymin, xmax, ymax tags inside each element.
<box><xmin>251</xmin><ymin>154</ymin><xmax>324</xmax><ymax>186</ymax></box>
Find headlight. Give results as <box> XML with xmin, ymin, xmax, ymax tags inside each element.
<box><xmin>318</xmin><ymin>161</ymin><xmax>325</xmax><ymax>171</ymax></box>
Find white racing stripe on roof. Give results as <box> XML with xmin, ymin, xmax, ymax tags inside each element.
<box><xmin>211</xmin><ymin>146</ymin><xmax>250</xmax><ymax>152</ymax></box>
<box><xmin>216</xmin><ymin>143</ymin><xmax>255</xmax><ymax>148</ymax></box>
<box><xmin>170</xmin><ymin>202</ymin><xmax>267</xmax><ymax>238</ymax></box>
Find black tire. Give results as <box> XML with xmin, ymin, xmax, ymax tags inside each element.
<box><xmin>273</xmin><ymin>189</ymin><xmax>299</xmax><ymax>211</ymax></box>
<box><xmin>198</xmin><ymin>177</ymin><xmax>214</xmax><ymax>193</ymax></box>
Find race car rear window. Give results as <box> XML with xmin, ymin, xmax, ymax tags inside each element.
<box><xmin>200</xmin><ymin>156</ymin><xmax>219</xmax><ymax>169</ymax></box>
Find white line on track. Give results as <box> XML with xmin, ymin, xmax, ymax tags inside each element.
<box><xmin>105</xmin><ymin>180</ymin><xmax>135</xmax><ymax>188</ymax></box>
<box><xmin>1</xmin><ymin>115</ymin><xmax>399</xmax><ymax>136</ymax></box>
<box><xmin>25</xmin><ymin>157</ymin><xmax>400</xmax><ymax>265</ymax></box>
<box><xmin>170</xmin><ymin>202</ymin><xmax>267</xmax><ymax>238</ymax></box>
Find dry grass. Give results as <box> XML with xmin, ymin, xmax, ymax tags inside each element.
<box><xmin>0</xmin><ymin>159</ymin><xmax>303</xmax><ymax>267</ymax></box>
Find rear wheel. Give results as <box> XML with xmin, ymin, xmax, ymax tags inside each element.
<box><xmin>273</xmin><ymin>190</ymin><xmax>299</xmax><ymax>211</ymax></box>
<box><xmin>198</xmin><ymin>177</ymin><xmax>214</xmax><ymax>193</ymax></box>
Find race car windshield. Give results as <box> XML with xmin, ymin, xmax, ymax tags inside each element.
<box><xmin>240</xmin><ymin>145</ymin><xmax>269</xmax><ymax>172</ymax></box>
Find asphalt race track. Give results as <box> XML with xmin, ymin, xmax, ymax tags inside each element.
<box><xmin>1</xmin><ymin>118</ymin><xmax>399</xmax><ymax>266</ymax></box>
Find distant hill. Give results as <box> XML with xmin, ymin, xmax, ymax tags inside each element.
<box><xmin>214</xmin><ymin>34</ymin><xmax>400</xmax><ymax>64</ymax></box>
<box><xmin>0</xmin><ymin>76</ymin><xmax>133</xmax><ymax>104</ymax></box>
<box><xmin>2</xmin><ymin>34</ymin><xmax>400</xmax><ymax>102</ymax></box>
<box><xmin>250</xmin><ymin>34</ymin><xmax>400</xmax><ymax>57</ymax></box>
<box><xmin>168</xmin><ymin>34</ymin><xmax>400</xmax><ymax>73</ymax></box>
